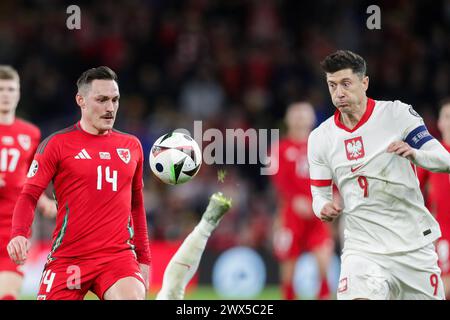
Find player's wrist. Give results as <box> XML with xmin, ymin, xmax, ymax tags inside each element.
<box><xmin>10</xmin><ymin>229</ymin><xmax>29</xmax><ymax>239</ymax></box>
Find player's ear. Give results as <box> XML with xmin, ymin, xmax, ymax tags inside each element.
<box><xmin>362</xmin><ymin>76</ymin><xmax>369</xmax><ymax>91</ymax></box>
<box><xmin>437</xmin><ymin>114</ymin><xmax>444</xmax><ymax>133</ymax></box>
<box><xmin>76</xmin><ymin>93</ymin><xmax>86</xmax><ymax>109</ymax></box>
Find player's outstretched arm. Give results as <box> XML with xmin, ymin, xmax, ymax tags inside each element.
<box><xmin>387</xmin><ymin>139</ymin><xmax>450</xmax><ymax>173</ymax></box>
<box><xmin>8</xmin><ymin>184</ymin><xmax>46</xmax><ymax>265</ymax></box>
<box><xmin>156</xmin><ymin>192</ymin><xmax>232</xmax><ymax>300</ymax></box>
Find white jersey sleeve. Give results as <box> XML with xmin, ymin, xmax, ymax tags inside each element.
<box><xmin>392</xmin><ymin>101</ymin><xmax>434</xmax><ymax>149</ymax></box>
<box><xmin>308</xmin><ymin>127</ymin><xmax>333</xmax><ymax>218</ymax></box>
<box><xmin>393</xmin><ymin>101</ymin><xmax>450</xmax><ymax>172</ymax></box>
<box><xmin>307</xmin><ymin>128</ymin><xmax>333</xmax><ymax>183</ymax></box>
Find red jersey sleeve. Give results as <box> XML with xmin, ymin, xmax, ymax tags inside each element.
<box><xmin>131</xmin><ymin>139</ymin><xmax>151</xmax><ymax>265</ymax></box>
<box><xmin>11</xmin><ymin>184</ymin><xmax>45</xmax><ymax>238</ymax></box>
<box><xmin>27</xmin><ymin>135</ymin><xmax>60</xmax><ymax>189</ymax></box>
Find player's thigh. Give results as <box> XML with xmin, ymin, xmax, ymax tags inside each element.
<box><xmin>442</xmin><ymin>275</ymin><xmax>450</xmax><ymax>299</ymax></box>
<box><xmin>92</xmin><ymin>253</ymin><xmax>146</xmax><ymax>300</ymax></box>
<box><xmin>337</xmin><ymin>251</ymin><xmax>390</xmax><ymax>300</ymax></box>
<box><xmin>37</xmin><ymin>260</ymin><xmax>90</xmax><ymax>300</ymax></box>
<box><xmin>103</xmin><ymin>277</ymin><xmax>146</xmax><ymax>300</ymax></box>
<box><xmin>0</xmin><ymin>271</ymin><xmax>23</xmax><ymax>298</ymax></box>
<box><xmin>0</xmin><ymin>248</ymin><xmax>24</xmax><ymax>298</ymax></box>
<box><xmin>395</xmin><ymin>244</ymin><xmax>445</xmax><ymax>300</ymax></box>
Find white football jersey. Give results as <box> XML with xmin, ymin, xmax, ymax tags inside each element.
<box><xmin>308</xmin><ymin>98</ymin><xmax>441</xmax><ymax>254</ymax></box>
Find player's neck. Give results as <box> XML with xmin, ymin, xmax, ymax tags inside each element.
<box><xmin>442</xmin><ymin>134</ymin><xmax>450</xmax><ymax>146</ymax></box>
<box><xmin>79</xmin><ymin>119</ymin><xmax>109</xmax><ymax>136</ymax></box>
<box><xmin>0</xmin><ymin>111</ymin><xmax>15</xmax><ymax>125</ymax></box>
<box><xmin>340</xmin><ymin>97</ymin><xmax>367</xmax><ymax>130</ymax></box>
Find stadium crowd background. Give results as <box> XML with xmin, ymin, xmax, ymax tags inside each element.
<box><xmin>1</xmin><ymin>0</ymin><xmax>449</xmax><ymax>295</ymax></box>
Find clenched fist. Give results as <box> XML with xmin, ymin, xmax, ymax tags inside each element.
<box><xmin>7</xmin><ymin>236</ymin><xmax>31</xmax><ymax>265</ymax></box>
<box><xmin>320</xmin><ymin>202</ymin><xmax>343</xmax><ymax>222</ymax></box>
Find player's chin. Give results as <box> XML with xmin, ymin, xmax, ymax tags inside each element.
<box><xmin>0</xmin><ymin>104</ymin><xmax>13</xmax><ymax>112</ymax></box>
<box><xmin>336</xmin><ymin>104</ymin><xmax>351</xmax><ymax>113</ymax></box>
<box><xmin>100</xmin><ymin>118</ymin><xmax>115</xmax><ymax>129</ymax></box>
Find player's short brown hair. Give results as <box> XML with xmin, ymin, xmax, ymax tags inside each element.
<box><xmin>0</xmin><ymin>65</ymin><xmax>20</xmax><ymax>82</ymax></box>
<box><xmin>76</xmin><ymin>66</ymin><xmax>118</xmax><ymax>92</ymax></box>
<box><xmin>320</xmin><ymin>50</ymin><xmax>367</xmax><ymax>78</ymax></box>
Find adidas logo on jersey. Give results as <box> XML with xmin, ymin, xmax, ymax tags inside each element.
<box><xmin>74</xmin><ymin>149</ymin><xmax>92</xmax><ymax>159</ymax></box>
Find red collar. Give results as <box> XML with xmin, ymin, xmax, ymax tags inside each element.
<box><xmin>443</xmin><ymin>141</ymin><xmax>450</xmax><ymax>152</ymax></box>
<box><xmin>334</xmin><ymin>98</ymin><xmax>376</xmax><ymax>133</ymax></box>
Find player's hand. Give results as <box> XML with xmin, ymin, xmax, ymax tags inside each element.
<box><xmin>7</xmin><ymin>236</ymin><xmax>31</xmax><ymax>265</ymax></box>
<box><xmin>139</xmin><ymin>263</ymin><xmax>150</xmax><ymax>291</ymax></box>
<box><xmin>0</xmin><ymin>174</ymin><xmax>5</xmax><ymax>188</ymax></box>
<box><xmin>320</xmin><ymin>202</ymin><xmax>342</xmax><ymax>222</ymax></box>
<box><xmin>387</xmin><ymin>141</ymin><xmax>416</xmax><ymax>160</ymax></box>
<box><xmin>37</xmin><ymin>195</ymin><xmax>57</xmax><ymax>218</ymax></box>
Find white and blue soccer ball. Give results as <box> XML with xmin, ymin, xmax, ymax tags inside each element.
<box><xmin>149</xmin><ymin>132</ymin><xmax>202</xmax><ymax>185</ymax></box>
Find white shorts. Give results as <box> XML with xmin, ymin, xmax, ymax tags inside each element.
<box><xmin>337</xmin><ymin>243</ymin><xmax>445</xmax><ymax>300</ymax></box>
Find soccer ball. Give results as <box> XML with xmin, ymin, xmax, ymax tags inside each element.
<box><xmin>149</xmin><ymin>132</ymin><xmax>202</xmax><ymax>185</ymax></box>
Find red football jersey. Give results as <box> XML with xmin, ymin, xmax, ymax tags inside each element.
<box><xmin>270</xmin><ymin>138</ymin><xmax>312</xmax><ymax>217</ymax></box>
<box><xmin>0</xmin><ymin>118</ymin><xmax>40</xmax><ymax>236</ymax></box>
<box><xmin>12</xmin><ymin>122</ymin><xmax>149</xmax><ymax>262</ymax></box>
<box><xmin>418</xmin><ymin>142</ymin><xmax>450</xmax><ymax>238</ymax></box>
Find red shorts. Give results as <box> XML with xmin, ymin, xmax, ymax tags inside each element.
<box><xmin>0</xmin><ymin>235</ymin><xmax>24</xmax><ymax>276</ymax></box>
<box><xmin>37</xmin><ymin>251</ymin><xmax>144</xmax><ymax>300</ymax></box>
<box><xmin>436</xmin><ymin>237</ymin><xmax>450</xmax><ymax>277</ymax></box>
<box><xmin>273</xmin><ymin>211</ymin><xmax>332</xmax><ymax>261</ymax></box>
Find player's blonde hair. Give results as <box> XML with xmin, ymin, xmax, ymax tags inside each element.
<box><xmin>0</xmin><ymin>65</ymin><xmax>20</xmax><ymax>82</ymax></box>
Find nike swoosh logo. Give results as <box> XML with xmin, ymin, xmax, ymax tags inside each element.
<box><xmin>351</xmin><ymin>164</ymin><xmax>364</xmax><ymax>173</ymax></box>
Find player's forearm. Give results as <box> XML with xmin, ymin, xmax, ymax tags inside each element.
<box><xmin>413</xmin><ymin>140</ymin><xmax>450</xmax><ymax>173</ymax></box>
<box><xmin>131</xmin><ymin>188</ymin><xmax>151</xmax><ymax>265</ymax></box>
<box><xmin>11</xmin><ymin>184</ymin><xmax>44</xmax><ymax>238</ymax></box>
<box><xmin>311</xmin><ymin>185</ymin><xmax>333</xmax><ymax>219</ymax></box>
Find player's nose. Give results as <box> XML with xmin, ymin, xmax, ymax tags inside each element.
<box><xmin>335</xmin><ymin>85</ymin><xmax>345</xmax><ymax>97</ymax></box>
<box><xmin>105</xmin><ymin>101</ymin><xmax>115</xmax><ymax>112</ymax></box>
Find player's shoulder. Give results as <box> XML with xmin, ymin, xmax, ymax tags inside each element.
<box><xmin>310</xmin><ymin>115</ymin><xmax>335</xmax><ymax>138</ymax></box>
<box><xmin>374</xmin><ymin>99</ymin><xmax>415</xmax><ymax>117</ymax></box>
<box><xmin>111</xmin><ymin>128</ymin><xmax>143</xmax><ymax>148</ymax></box>
<box><xmin>36</xmin><ymin>124</ymin><xmax>78</xmax><ymax>154</ymax></box>
<box><xmin>308</xmin><ymin>116</ymin><xmax>334</xmax><ymax>153</ymax></box>
<box><xmin>14</xmin><ymin>118</ymin><xmax>41</xmax><ymax>137</ymax></box>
